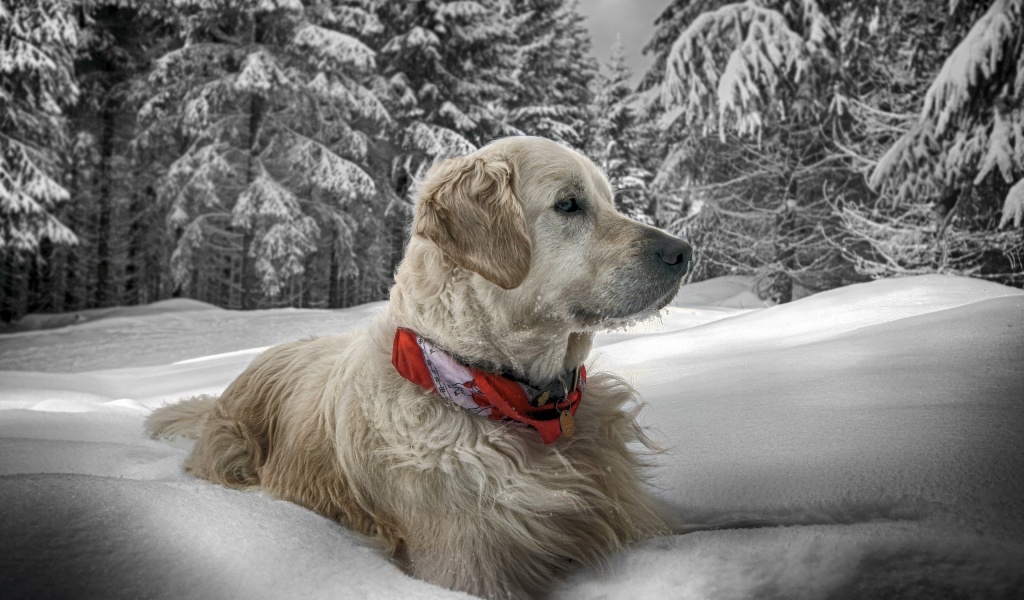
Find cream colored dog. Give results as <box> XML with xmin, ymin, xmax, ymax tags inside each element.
<box><xmin>148</xmin><ymin>136</ymin><xmax>692</xmax><ymax>599</ymax></box>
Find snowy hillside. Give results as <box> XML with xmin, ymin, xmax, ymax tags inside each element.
<box><xmin>1</xmin><ymin>275</ymin><xmax>1023</xmax><ymax>599</ymax></box>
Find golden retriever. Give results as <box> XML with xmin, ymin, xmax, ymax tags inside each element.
<box><xmin>147</xmin><ymin>136</ymin><xmax>692</xmax><ymax>599</ymax></box>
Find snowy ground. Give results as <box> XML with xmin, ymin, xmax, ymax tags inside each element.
<box><xmin>1</xmin><ymin>275</ymin><xmax>1022</xmax><ymax>599</ymax></box>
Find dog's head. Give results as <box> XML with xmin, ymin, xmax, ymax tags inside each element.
<box><xmin>394</xmin><ymin>136</ymin><xmax>691</xmax><ymax>380</ymax></box>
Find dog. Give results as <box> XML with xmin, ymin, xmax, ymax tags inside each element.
<box><xmin>147</xmin><ymin>136</ymin><xmax>692</xmax><ymax>599</ymax></box>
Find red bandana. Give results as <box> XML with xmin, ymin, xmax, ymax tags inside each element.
<box><xmin>391</xmin><ymin>327</ymin><xmax>585</xmax><ymax>444</ymax></box>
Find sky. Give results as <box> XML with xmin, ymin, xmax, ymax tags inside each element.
<box><xmin>575</xmin><ymin>0</ymin><xmax>672</xmax><ymax>80</ymax></box>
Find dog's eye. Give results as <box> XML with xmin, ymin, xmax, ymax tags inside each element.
<box><xmin>555</xmin><ymin>197</ymin><xmax>582</xmax><ymax>214</ymax></box>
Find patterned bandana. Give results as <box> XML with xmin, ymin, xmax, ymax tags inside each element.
<box><xmin>391</xmin><ymin>327</ymin><xmax>585</xmax><ymax>444</ymax></box>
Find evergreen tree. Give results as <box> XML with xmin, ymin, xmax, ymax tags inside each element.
<box><xmin>0</xmin><ymin>0</ymin><xmax>79</xmax><ymax>253</ymax></box>
<box><xmin>135</xmin><ymin>0</ymin><xmax>385</xmax><ymax>307</ymax></box>
<box><xmin>0</xmin><ymin>0</ymin><xmax>80</xmax><ymax>320</ymax></box>
<box><xmin>872</xmin><ymin>0</ymin><xmax>1022</xmax><ymax>206</ymax></box>
<box><xmin>61</xmin><ymin>3</ymin><xmax>159</xmax><ymax>309</ymax></box>
<box><xmin>9</xmin><ymin>0</ymin><xmax>1020</xmax><ymax>322</ymax></box>
<box><xmin>504</xmin><ymin>0</ymin><xmax>597</xmax><ymax>147</ymax></box>
<box><xmin>648</xmin><ymin>0</ymin><xmax>1024</xmax><ymax>293</ymax></box>
<box><xmin>588</xmin><ymin>38</ymin><xmax>653</xmax><ymax>222</ymax></box>
<box><xmin>645</xmin><ymin>0</ymin><xmax>858</xmax><ymax>302</ymax></box>
<box><xmin>354</xmin><ymin>0</ymin><xmax>520</xmax><ymax>292</ymax></box>
<box><xmin>854</xmin><ymin>0</ymin><xmax>1024</xmax><ymax>284</ymax></box>
<box><xmin>367</xmin><ymin>0</ymin><xmax>518</xmax><ymax>192</ymax></box>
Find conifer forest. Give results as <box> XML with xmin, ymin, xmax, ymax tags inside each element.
<box><xmin>2</xmin><ymin>0</ymin><xmax>1023</xmax><ymax>322</ymax></box>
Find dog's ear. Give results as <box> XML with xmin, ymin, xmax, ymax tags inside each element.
<box><xmin>415</xmin><ymin>155</ymin><xmax>532</xmax><ymax>290</ymax></box>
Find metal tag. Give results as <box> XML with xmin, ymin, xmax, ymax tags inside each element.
<box><xmin>559</xmin><ymin>410</ymin><xmax>575</xmax><ymax>439</ymax></box>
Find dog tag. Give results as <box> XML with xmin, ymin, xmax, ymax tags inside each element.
<box><xmin>559</xmin><ymin>410</ymin><xmax>575</xmax><ymax>439</ymax></box>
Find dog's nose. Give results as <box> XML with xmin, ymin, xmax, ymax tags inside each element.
<box><xmin>657</xmin><ymin>236</ymin><xmax>692</xmax><ymax>274</ymax></box>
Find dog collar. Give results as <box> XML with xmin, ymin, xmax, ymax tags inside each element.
<box><xmin>391</xmin><ymin>327</ymin><xmax>584</xmax><ymax>444</ymax></box>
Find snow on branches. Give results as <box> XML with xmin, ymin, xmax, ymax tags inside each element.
<box><xmin>407</xmin><ymin>122</ymin><xmax>476</xmax><ymax>159</ymax></box>
<box><xmin>436</xmin><ymin>1</ymin><xmax>490</xmax><ymax>21</ymax></box>
<box><xmin>292</xmin><ymin>24</ymin><xmax>375</xmax><ymax>73</ymax></box>
<box><xmin>373</xmin><ymin>0</ymin><xmax>519</xmax><ymax>186</ymax></box>
<box><xmin>661</xmin><ymin>0</ymin><xmax>835</xmax><ymax>140</ymax></box>
<box><xmin>235</xmin><ymin>50</ymin><xmax>292</xmax><ymax>95</ymax></box>
<box><xmin>999</xmin><ymin>177</ymin><xmax>1024</xmax><ymax>227</ymax></box>
<box><xmin>871</xmin><ymin>0</ymin><xmax>1024</xmax><ymax>227</ymax></box>
<box><xmin>924</xmin><ymin>0</ymin><xmax>1021</xmax><ymax>137</ymax></box>
<box><xmin>138</xmin><ymin>0</ymin><xmax>385</xmax><ymax>303</ymax></box>
<box><xmin>504</xmin><ymin>0</ymin><xmax>597</xmax><ymax>146</ymax></box>
<box><xmin>293</xmin><ymin>140</ymin><xmax>376</xmax><ymax>203</ymax></box>
<box><xmin>0</xmin><ymin>0</ymin><xmax>80</xmax><ymax>253</ymax></box>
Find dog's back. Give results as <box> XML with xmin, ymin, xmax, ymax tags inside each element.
<box><xmin>147</xmin><ymin>334</ymin><xmax>382</xmax><ymax>535</ymax></box>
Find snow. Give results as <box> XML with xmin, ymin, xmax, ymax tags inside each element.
<box><xmin>2</xmin><ymin>275</ymin><xmax>1023</xmax><ymax>599</ymax></box>
<box><xmin>1001</xmin><ymin>177</ymin><xmax>1024</xmax><ymax>229</ymax></box>
<box><xmin>670</xmin><ymin>275</ymin><xmax>768</xmax><ymax>309</ymax></box>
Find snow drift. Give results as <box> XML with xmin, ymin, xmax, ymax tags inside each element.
<box><xmin>1</xmin><ymin>275</ymin><xmax>1022</xmax><ymax>599</ymax></box>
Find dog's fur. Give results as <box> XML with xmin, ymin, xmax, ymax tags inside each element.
<box><xmin>148</xmin><ymin>136</ymin><xmax>692</xmax><ymax>599</ymax></box>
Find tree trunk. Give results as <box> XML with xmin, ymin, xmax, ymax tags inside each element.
<box><xmin>0</xmin><ymin>255</ymin><xmax>21</xmax><ymax>323</ymax></box>
<box><xmin>240</xmin><ymin>230</ymin><xmax>252</xmax><ymax>309</ymax></box>
<box><xmin>238</xmin><ymin>14</ymin><xmax>269</xmax><ymax>310</ymax></box>
<box><xmin>95</xmin><ymin>104</ymin><xmax>116</xmax><ymax>306</ymax></box>
<box><xmin>328</xmin><ymin>221</ymin><xmax>340</xmax><ymax>308</ymax></box>
<box><xmin>124</xmin><ymin>185</ymin><xmax>146</xmax><ymax>305</ymax></box>
<box><xmin>240</xmin><ymin>89</ymin><xmax>263</xmax><ymax>310</ymax></box>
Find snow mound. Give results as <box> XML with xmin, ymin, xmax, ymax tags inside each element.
<box><xmin>0</xmin><ymin>301</ymin><xmax>387</xmax><ymax>373</ymax></box>
<box><xmin>1</xmin><ymin>275</ymin><xmax>1023</xmax><ymax>599</ymax></box>
<box><xmin>606</xmin><ymin>274</ymin><xmax>1023</xmax><ymax>372</ymax></box>
<box><xmin>2</xmin><ymin>298</ymin><xmax>221</xmax><ymax>334</ymax></box>
<box><xmin>1</xmin><ymin>474</ymin><xmax>454</xmax><ymax>600</ymax></box>
<box><xmin>672</xmin><ymin>275</ymin><xmax>769</xmax><ymax>308</ymax></box>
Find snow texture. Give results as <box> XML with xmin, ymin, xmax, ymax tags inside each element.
<box><xmin>1</xmin><ymin>275</ymin><xmax>1023</xmax><ymax>599</ymax></box>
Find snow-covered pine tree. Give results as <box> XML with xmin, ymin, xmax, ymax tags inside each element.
<box><xmin>4</xmin><ymin>2</ymin><xmax>178</xmax><ymax>320</ymax></box>
<box><xmin>647</xmin><ymin>0</ymin><xmax>861</xmax><ymax>302</ymax></box>
<box><xmin>660</xmin><ymin>0</ymin><xmax>836</xmax><ymax>142</ymax></box>
<box><xmin>638</xmin><ymin>0</ymin><xmax>721</xmax><ymax>94</ymax></box>
<box><xmin>135</xmin><ymin>0</ymin><xmax>385</xmax><ymax>308</ymax></box>
<box><xmin>366</xmin><ymin>0</ymin><xmax>518</xmax><ymax>194</ymax></box>
<box><xmin>0</xmin><ymin>0</ymin><xmax>80</xmax><ymax>321</ymax></box>
<box><xmin>353</xmin><ymin>0</ymin><xmax>519</xmax><ymax>295</ymax></box>
<box><xmin>587</xmin><ymin>38</ymin><xmax>654</xmax><ymax>223</ymax></box>
<box><xmin>858</xmin><ymin>0</ymin><xmax>1024</xmax><ymax>285</ymax></box>
<box><xmin>504</xmin><ymin>0</ymin><xmax>597</xmax><ymax>148</ymax></box>
<box><xmin>0</xmin><ymin>0</ymin><xmax>80</xmax><ymax>255</ymax></box>
<box><xmin>66</xmin><ymin>3</ymin><xmax>158</xmax><ymax>309</ymax></box>
<box><xmin>38</xmin><ymin>131</ymin><xmax>100</xmax><ymax>315</ymax></box>
<box><xmin>872</xmin><ymin>0</ymin><xmax>1022</xmax><ymax>206</ymax></box>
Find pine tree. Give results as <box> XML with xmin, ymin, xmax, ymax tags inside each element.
<box><xmin>840</xmin><ymin>0</ymin><xmax>1024</xmax><ymax>285</ymax></box>
<box><xmin>638</xmin><ymin>0</ymin><xmax>721</xmax><ymax>94</ymax></box>
<box><xmin>69</xmin><ymin>3</ymin><xmax>158</xmax><ymax>308</ymax></box>
<box><xmin>135</xmin><ymin>0</ymin><xmax>385</xmax><ymax>307</ymax></box>
<box><xmin>0</xmin><ymin>0</ymin><xmax>80</xmax><ymax>321</ymax></box>
<box><xmin>647</xmin><ymin>0</ymin><xmax>1024</xmax><ymax>291</ymax></box>
<box><xmin>588</xmin><ymin>38</ymin><xmax>653</xmax><ymax>222</ymax></box>
<box><xmin>504</xmin><ymin>0</ymin><xmax>597</xmax><ymax>147</ymax></box>
<box><xmin>0</xmin><ymin>0</ymin><xmax>79</xmax><ymax>254</ymax></box>
<box><xmin>367</xmin><ymin>0</ymin><xmax>518</xmax><ymax>189</ymax></box>
<box><xmin>353</xmin><ymin>0</ymin><xmax>520</xmax><ymax>295</ymax></box>
<box><xmin>871</xmin><ymin>0</ymin><xmax>1023</xmax><ymax>207</ymax></box>
<box><xmin>646</xmin><ymin>0</ymin><xmax>859</xmax><ymax>301</ymax></box>
<box><xmin>659</xmin><ymin>0</ymin><xmax>836</xmax><ymax>142</ymax></box>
